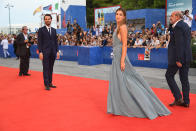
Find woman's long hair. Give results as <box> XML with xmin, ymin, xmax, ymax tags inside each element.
<box><xmin>116</xmin><ymin>8</ymin><xmax>127</xmax><ymax>34</ymax></box>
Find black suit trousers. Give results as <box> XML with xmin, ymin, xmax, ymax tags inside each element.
<box><xmin>19</xmin><ymin>56</ymin><xmax>30</xmax><ymax>74</ymax></box>
<box><xmin>165</xmin><ymin>63</ymin><xmax>190</xmax><ymax>104</ymax></box>
<box><xmin>42</xmin><ymin>51</ymin><xmax>56</xmax><ymax>86</ymax></box>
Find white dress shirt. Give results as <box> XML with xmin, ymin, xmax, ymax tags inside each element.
<box><xmin>46</xmin><ymin>25</ymin><xmax>51</xmax><ymax>35</ymax></box>
<box><xmin>23</xmin><ymin>33</ymin><xmax>29</xmax><ymax>48</ymax></box>
<box><xmin>172</xmin><ymin>19</ymin><xmax>181</xmax><ymax>28</ymax></box>
<box><xmin>23</xmin><ymin>33</ymin><xmax>28</xmax><ymax>40</ymax></box>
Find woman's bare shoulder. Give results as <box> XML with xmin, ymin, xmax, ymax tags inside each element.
<box><xmin>120</xmin><ymin>24</ymin><xmax>127</xmax><ymax>31</ymax></box>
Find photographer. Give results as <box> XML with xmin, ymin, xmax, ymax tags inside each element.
<box><xmin>66</xmin><ymin>20</ymin><xmax>72</xmax><ymax>35</ymax></box>
<box><xmin>16</xmin><ymin>26</ymin><xmax>31</xmax><ymax>76</ymax></box>
<box><xmin>183</xmin><ymin>10</ymin><xmax>193</xmax><ymax>28</ymax></box>
<box><xmin>156</xmin><ymin>21</ymin><xmax>165</xmax><ymax>36</ymax></box>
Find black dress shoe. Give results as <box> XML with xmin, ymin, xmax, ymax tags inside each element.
<box><xmin>45</xmin><ymin>85</ymin><xmax>50</xmax><ymax>91</ymax></box>
<box><xmin>49</xmin><ymin>84</ymin><xmax>56</xmax><ymax>88</ymax></box>
<box><xmin>169</xmin><ymin>99</ymin><xmax>183</xmax><ymax>107</ymax></box>
<box><xmin>19</xmin><ymin>73</ymin><xmax>23</xmax><ymax>76</ymax></box>
<box><xmin>23</xmin><ymin>73</ymin><xmax>31</xmax><ymax>76</ymax></box>
<box><xmin>180</xmin><ymin>102</ymin><xmax>190</xmax><ymax>108</ymax></box>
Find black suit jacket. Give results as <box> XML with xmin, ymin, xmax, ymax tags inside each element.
<box><xmin>38</xmin><ymin>26</ymin><xmax>58</xmax><ymax>54</ymax></box>
<box><xmin>16</xmin><ymin>33</ymin><xmax>31</xmax><ymax>57</ymax></box>
<box><xmin>168</xmin><ymin>20</ymin><xmax>192</xmax><ymax>65</ymax></box>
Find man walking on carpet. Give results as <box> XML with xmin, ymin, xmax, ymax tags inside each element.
<box><xmin>165</xmin><ymin>11</ymin><xmax>192</xmax><ymax>108</ymax></box>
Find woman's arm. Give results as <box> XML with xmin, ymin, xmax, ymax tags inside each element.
<box><xmin>120</xmin><ymin>25</ymin><xmax>128</xmax><ymax>71</ymax></box>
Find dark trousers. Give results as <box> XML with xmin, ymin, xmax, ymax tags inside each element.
<box><xmin>165</xmin><ymin>63</ymin><xmax>190</xmax><ymax>104</ymax></box>
<box><xmin>42</xmin><ymin>52</ymin><xmax>56</xmax><ymax>86</ymax></box>
<box><xmin>19</xmin><ymin>56</ymin><xmax>30</xmax><ymax>74</ymax></box>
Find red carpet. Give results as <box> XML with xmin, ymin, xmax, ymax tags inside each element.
<box><xmin>0</xmin><ymin>66</ymin><xmax>196</xmax><ymax>131</ymax></box>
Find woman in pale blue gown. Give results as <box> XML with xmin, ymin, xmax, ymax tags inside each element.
<box><xmin>107</xmin><ymin>8</ymin><xmax>171</xmax><ymax>120</ymax></box>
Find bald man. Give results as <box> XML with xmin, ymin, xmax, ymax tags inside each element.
<box><xmin>165</xmin><ymin>11</ymin><xmax>192</xmax><ymax>107</ymax></box>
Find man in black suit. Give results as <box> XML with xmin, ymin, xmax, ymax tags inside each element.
<box><xmin>38</xmin><ymin>14</ymin><xmax>60</xmax><ymax>90</ymax></box>
<box><xmin>165</xmin><ymin>11</ymin><xmax>192</xmax><ymax>107</ymax></box>
<box><xmin>16</xmin><ymin>26</ymin><xmax>31</xmax><ymax>76</ymax></box>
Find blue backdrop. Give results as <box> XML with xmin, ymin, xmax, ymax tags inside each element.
<box><xmin>104</xmin><ymin>9</ymin><xmax>165</xmax><ymax>28</ymax></box>
<box><xmin>61</xmin><ymin>5</ymin><xmax>86</xmax><ymax>31</ymax></box>
<box><xmin>192</xmin><ymin>0</ymin><xmax>196</xmax><ymax>31</ymax></box>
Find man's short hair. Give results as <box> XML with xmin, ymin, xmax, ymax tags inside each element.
<box><xmin>22</xmin><ymin>26</ymin><xmax>27</xmax><ymax>30</ymax></box>
<box><xmin>44</xmin><ymin>14</ymin><xmax>52</xmax><ymax>20</ymax></box>
<box><xmin>185</xmin><ymin>10</ymin><xmax>189</xmax><ymax>14</ymax></box>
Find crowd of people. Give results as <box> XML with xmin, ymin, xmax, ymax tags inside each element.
<box><xmin>56</xmin><ymin>20</ymin><xmax>170</xmax><ymax>49</ymax></box>
<box><xmin>1</xmin><ymin>9</ymin><xmax>196</xmax><ymax>59</ymax></box>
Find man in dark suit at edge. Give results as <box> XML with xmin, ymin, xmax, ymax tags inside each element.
<box><xmin>38</xmin><ymin>14</ymin><xmax>60</xmax><ymax>90</ymax></box>
<box><xmin>165</xmin><ymin>11</ymin><xmax>192</xmax><ymax>107</ymax></box>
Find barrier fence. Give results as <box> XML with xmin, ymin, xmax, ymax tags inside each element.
<box><xmin>0</xmin><ymin>45</ymin><xmax>168</xmax><ymax>69</ymax></box>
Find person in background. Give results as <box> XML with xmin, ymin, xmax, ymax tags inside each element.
<box><xmin>156</xmin><ymin>21</ymin><xmax>165</xmax><ymax>36</ymax></box>
<box><xmin>133</xmin><ymin>37</ymin><xmax>142</xmax><ymax>48</ymax></box>
<box><xmin>16</xmin><ymin>26</ymin><xmax>31</xmax><ymax>76</ymax></box>
<box><xmin>66</xmin><ymin>20</ymin><xmax>72</xmax><ymax>35</ymax></box>
<box><xmin>1</xmin><ymin>35</ymin><xmax>10</xmax><ymax>58</ymax></box>
<box><xmin>183</xmin><ymin>10</ymin><xmax>193</xmax><ymax>29</ymax></box>
<box><xmin>149</xmin><ymin>36</ymin><xmax>160</xmax><ymax>49</ymax></box>
<box><xmin>13</xmin><ymin>34</ymin><xmax>19</xmax><ymax>60</ymax></box>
